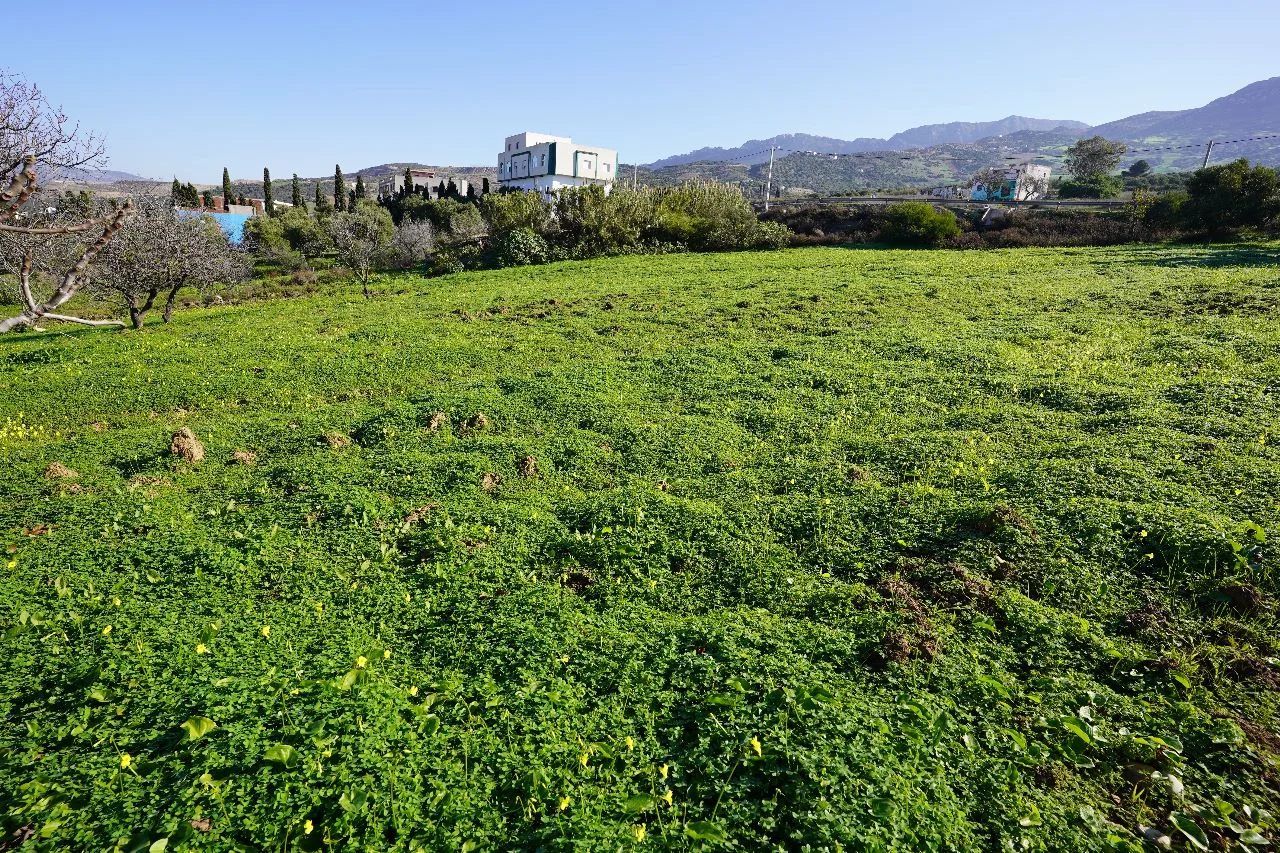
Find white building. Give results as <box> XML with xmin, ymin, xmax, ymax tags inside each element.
<box><xmin>970</xmin><ymin>163</ymin><xmax>1052</xmax><ymax>202</ymax></box>
<box><xmin>497</xmin><ymin>132</ymin><xmax>618</xmax><ymax>198</ymax></box>
<box><xmin>377</xmin><ymin>169</ymin><xmax>473</xmax><ymax>199</ymax></box>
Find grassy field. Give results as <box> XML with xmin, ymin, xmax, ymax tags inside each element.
<box><xmin>2</xmin><ymin>244</ymin><xmax>1278</xmax><ymax>851</ymax></box>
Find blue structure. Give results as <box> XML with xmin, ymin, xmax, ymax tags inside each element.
<box><xmin>176</xmin><ymin>210</ymin><xmax>250</xmax><ymax>244</ymax></box>
<box><xmin>970</xmin><ymin>179</ymin><xmax>1017</xmax><ymax>202</ymax></box>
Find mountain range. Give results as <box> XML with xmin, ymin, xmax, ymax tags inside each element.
<box><xmin>635</xmin><ymin>76</ymin><xmax>1280</xmax><ymax>194</ymax></box>
<box><xmin>646</xmin><ymin>117</ymin><xmax>1090</xmax><ymax>168</ymax></box>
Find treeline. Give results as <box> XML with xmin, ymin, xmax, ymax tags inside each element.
<box><xmin>767</xmin><ymin>158</ymin><xmax>1280</xmax><ymax>248</ymax></box>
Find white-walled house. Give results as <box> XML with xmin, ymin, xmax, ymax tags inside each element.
<box><xmin>497</xmin><ymin>132</ymin><xmax>618</xmax><ymax>198</ymax></box>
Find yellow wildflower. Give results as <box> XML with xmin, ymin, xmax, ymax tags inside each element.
<box><xmin>119</xmin><ymin>753</ymin><xmax>132</xmax><ymax>769</ymax></box>
<box><xmin>632</xmin><ymin>824</ymin><xmax>646</xmax><ymax>842</ymax></box>
<box><xmin>625</xmin><ymin>736</ymin><xmax>635</xmax><ymax>751</ymax></box>
<box><xmin>383</xmin><ymin>650</ymin><xmax>391</xmax><ymax>659</ymax></box>
<box><xmin>6</xmin><ymin>560</ymin><xmax>15</xmax><ymax>569</ymax></box>
<box><xmin>102</xmin><ymin>625</ymin><xmax>112</xmax><ymax>636</ymax></box>
<box><xmin>578</xmin><ymin>752</ymin><xmax>589</xmax><ymax>767</ymax></box>
<box><xmin>658</xmin><ymin>764</ymin><xmax>668</xmax><ymax>779</ymax></box>
<box><xmin>196</xmin><ymin>643</ymin><xmax>209</xmax><ymax>655</ymax></box>
<box><xmin>408</xmin><ymin>686</ymin><xmax>419</xmax><ymax>697</ymax></box>
<box><xmin>261</xmin><ymin>625</ymin><xmax>271</xmax><ymax>638</ymax></box>
<box><xmin>112</xmin><ymin>596</ymin><xmax>121</xmax><ymax>607</ymax></box>
<box><xmin>661</xmin><ymin>790</ymin><xmax>673</xmax><ymax>806</ymax></box>
<box><xmin>356</xmin><ymin>655</ymin><xmax>368</xmax><ymax>669</ymax></box>
<box><xmin>749</xmin><ymin>736</ymin><xmax>762</xmax><ymax>757</ymax></box>
<box><xmin>558</xmin><ymin>795</ymin><xmax>571</xmax><ymax>811</ymax></box>
<box><xmin>303</xmin><ymin>819</ymin><xmax>314</xmax><ymax>835</ymax></box>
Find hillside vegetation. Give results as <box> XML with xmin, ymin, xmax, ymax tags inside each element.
<box><xmin>2</xmin><ymin>245</ymin><xmax>1279</xmax><ymax>851</ymax></box>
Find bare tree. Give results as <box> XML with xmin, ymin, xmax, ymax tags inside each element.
<box><xmin>0</xmin><ymin>71</ymin><xmax>132</xmax><ymax>332</ymax></box>
<box><xmin>388</xmin><ymin>219</ymin><xmax>435</xmax><ymax>269</ymax></box>
<box><xmin>327</xmin><ymin>202</ymin><xmax>394</xmax><ymax>298</ymax></box>
<box><xmin>88</xmin><ymin>200</ymin><xmax>250</xmax><ymax>328</ymax></box>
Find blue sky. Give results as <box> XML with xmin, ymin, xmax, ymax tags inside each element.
<box><xmin>10</xmin><ymin>0</ymin><xmax>1279</xmax><ymax>181</ymax></box>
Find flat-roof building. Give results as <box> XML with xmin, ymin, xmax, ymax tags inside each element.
<box><xmin>497</xmin><ymin>132</ymin><xmax>617</xmax><ymax>199</ymax></box>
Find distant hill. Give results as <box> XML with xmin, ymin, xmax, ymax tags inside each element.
<box><xmin>648</xmin><ymin>117</ymin><xmax>1088</xmax><ymax>168</ymax></box>
<box><xmin>639</xmin><ymin>76</ymin><xmax>1280</xmax><ymax>193</ymax></box>
<box><xmin>44</xmin><ymin>166</ymin><xmax>150</xmax><ymax>183</ymax></box>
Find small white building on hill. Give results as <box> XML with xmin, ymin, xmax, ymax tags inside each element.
<box><xmin>497</xmin><ymin>132</ymin><xmax>617</xmax><ymax>198</ymax></box>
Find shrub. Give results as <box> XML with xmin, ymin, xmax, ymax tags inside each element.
<box><xmin>878</xmin><ymin>202</ymin><xmax>961</xmax><ymax>247</ymax></box>
<box><xmin>487</xmin><ymin>227</ymin><xmax>551</xmax><ymax>267</ymax></box>
<box><xmin>1058</xmin><ymin>176</ymin><xmax>1123</xmax><ymax>199</ymax></box>
<box><xmin>1182</xmin><ymin>158</ymin><xmax>1280</xmax><ymax>233</ymax></box>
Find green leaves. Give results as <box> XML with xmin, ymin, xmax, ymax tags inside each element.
<box><xmin>1171</xmin><ymin>812</ymin><xmax>1209</xmax><ymax>851</ymax></box>
<box><xmin>624</xmin><ymin>794</ymin><xmax>658</xmax><ymax>814</ymax></box>
<box><xmin>180</xmin><ymin>716</ymin><xmax>217</xmax><ymax>741</ymax></box>
<box><xmin>685</xmin><ymin>821</ymin><xmax>727</xmax><ymax>842</ymax></box>
<box><xmin>263</xmin><ymin>744</ymin><xmax>299</xmax><ymax>769</ymax></box>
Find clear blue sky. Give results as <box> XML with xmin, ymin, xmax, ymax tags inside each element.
<box><xmin>10</xmin><ymin>0</ymin><xmax>1279</xmax><ymax>181</ymax></box>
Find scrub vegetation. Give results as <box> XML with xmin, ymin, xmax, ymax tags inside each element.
<box><xmin>2</xmin><ymin>244</ymin><xmax>1278</xmax><ymax>851</ymax></box>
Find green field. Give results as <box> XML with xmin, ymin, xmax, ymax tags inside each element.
<box><xmin>2</xmin><ymin>245</ymin><xmax>1278</xmax><ymax>851</ymax></box>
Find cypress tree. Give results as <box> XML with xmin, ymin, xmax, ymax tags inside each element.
<box><xmin>315</xmin><ymin>183</ymin><xmax>331</xmax><ymax>215</ymax></box>
<box><xmin>482</xmin><ymin>177</ymin><xmax>490</xmax><ymax>195</ymax></box>
<box><xmin>222</xmin><ymin>167</ymin><xmax>234</xmax><ymax>208</ymax></box>
<box><xmin>446</xmin><ymin>178</ymin><xmax>458</xmax><ymax>199</ymax></box>
<box><xmin>263</xmin><ymin>167</ymin><xmax>276</xmax><ymax>216</ymax></box>
<box><xmin>334</xmin><ymin>165</ymin><xmax>346</xmax><ymax>212</ymax></box>
<box><xmin>292</xmin><ymin>174</ymin><xmax>303</xmax><ymax>208</ymax></box>
<box><xmin>171</xmin><ymin>178</ymin><xmax>182</xmax><ymax>205</ymax></box>
<box><xmin>355</xmin><ymin>173</ymin><xmax>366</xmax><ymax>201</ymax></box>
<box><xmin>437</xmin><ymin>180</ymin><xmax>446</xmax><ymax>199</ymax></box>
<box><xmin>201</xmin><ymin>190</ymin><xmax>213</xmax><ymax>208</ymax></box>
<box><xmin>466</xmin><ymin>183</ymin><xmax>477</xmax><ymax>201</ymax></box>
<box><xmin>402</xmin><ymin>167</ymin><xmax>414</xmax><ymax>198</ymax></box>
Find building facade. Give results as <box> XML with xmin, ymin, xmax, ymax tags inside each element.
<box><xmin>497</xmin><ymin>132</ymin><xmax>618</xmax><ymax>198</ymax></box>
<box><xmin>970</xmin><ymin>164</ymin><xmax>1052</xmax><ymax>202</ymax></box>
<box><xmin>377</xmin><ymin>169</ymin><xmax>473</xmax><ymax>199</ymax></box>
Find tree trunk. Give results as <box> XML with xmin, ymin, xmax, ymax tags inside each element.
<box><xmin>162</xmin><ymin>282</ymin><xmax>184</xmax><ymax>323</ymax></box>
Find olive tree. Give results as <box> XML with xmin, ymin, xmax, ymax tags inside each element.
<box><xmin>1063</xmin><ymin>136</ymin><xmax>1127</xmax><ymax>180</ymax></box>
<box><xmin>88</xmin><ymin>200</ymin><xmax>250</xmax><ymax>328</ymax></box>
<box><xmin>327</xmin><ymin>201</ymin><xmax>394</xmax><ymax>298</ymax></box>
<box><xmin>0</xmin><ymin>70</ymin><xmax>133</xmax><ymax>332</ymax></box>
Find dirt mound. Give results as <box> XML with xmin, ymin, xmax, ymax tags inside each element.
<box><xmin>427</xmin><ymin>412</ymin><xmax>449</xmax><ymax>431</ymax></box>
<box><xmin>230</xmin><ymin>450</ymin><xmax>257</xmax><ymax>465</ymax></box>
<box><xmin>518</xmin><ymin>455</ymin><xmax>538</xmax><ymax>478</ymax></box>
<box><xmin>44</xmin><ymin>462</ymin><xmax>78</xmax><ymax>480</ymax></box>
<box><xmin>323</xmin><ymin>432</ymin><xmax>351</xmax><ymax>450</ymax></box>
<box><xmin>481</xmin><ymin>472</ymin><xmax>502</xmax><ymax>491</ymax></box>
<box><xmin>170</xmin><ymin>428</ymin><xmax>205</xmax><ymax>463</ymax></box>
<box><xmin>462</xmin><ymin>413</ymin><xmax>490</xmax><ymax>434</ymax></box>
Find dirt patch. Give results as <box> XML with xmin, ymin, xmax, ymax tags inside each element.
<box><xmin>657</xmin><ymin>479</ymin><xmax>670</xmax><ymax>492</ymax></box>
<box><xmin>972</xmin><ymin>505</ymin><xmax>1035</xmax><ymax>537</ymax></box>
<box><xmin>870</xmin><ymin>578</ymin><xmax>941</xmax><ymax>666</ymax></box>
<box><xmin>1235</xmin><ymin>718</ymin><xmax>1280</xmax><ymax>755</ymax></box>
<box><xmin>461</xmin><ymin>413</ymin><xmax>490</xmax><ymax>435</ymax></box>
<box><xmin>170</xmin><ymin>428</ymin><xmax>205</xmax><ymax>463</ymax></box>
<box><xmin>90</xmin><ymin>422</ymin><xmax>109</xmax><ymax>432</ymax></box>
<box><xmin>427</xmin><ymin>411</ymin><xmax>449</xmax><ymax>431</ymax></box>
<box><xmin>1117</xmin><ymin>598</ymin><xmax>1173</xmax><ymax>638</ymax></box>
<box><xmin>562</xmin><ymin>571</ymin><xmax>594</xmax><ymax>594</ymax></box>
<box><xmin>846</xmin><ymin>466</ymin><xmax>869</xmax><ymax>481</ymax></box>
<box><xmin>404</xmin><ymin>503</ymin><xmax>438</xmax><ymax>525</ymax></box>
<box><xmin>481</xmin><ymin>472</ymin><xmax>502</xmax><ymax>491</ymax></box>
<box><xmin>230</xmin><ymin>450</ymin><xmax>257</xmax><ymax>465</ymax></box>
<box><xmin>905</xmin><ymin>561</ymin><xmax>996</xmax><ymax>611</ymax></box>
<box><xmin>1225</xmin><ymin>655</ymin><xmax>1280</xmax><ymax>689</ymax></box>
<box><xmin>1033</xmin><ymin>765</ymin><xmax>1064</xmax><ymax>789</ymax></box>
<box><xmin>1199</xmin><ymin>584</ymin><xmax>1268</xmax><ymax>617</ymax></box>
<box><xmin>323</xmin><ymin>432</ymin><xmax>351</xmax><ymax>450</ymax></box>
<box><xmin>518</xmin><ymin>455</ymin><xmax>538</xmax><ymax>478</ymax></box>
<box><xmin>44</xmin><ymin>462</ymin><xmax>78</xmax><ymax>480</ymax></box>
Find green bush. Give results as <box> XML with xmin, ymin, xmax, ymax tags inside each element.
<box><xmin>487</xmin><ymin>227</ymin><xmax>551</xmax><ymax>267</ymax></box>
<box><xmin>1183</xmin><ymin>158</ymin><xmax>1280</xmax><ymax>233</ymax></box>
<box><xmin>1058</xmin><ymin>176</ymin><xmax>1123</xmax><ymax>199</ymax></box>
<box><xmin>878</xmin><ymin>202</ymin><xmax>961</xmax><ymax>246</ymax></box>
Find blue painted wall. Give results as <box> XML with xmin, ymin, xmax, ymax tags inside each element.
<box><xmin>176</xmin><ymin>210</ymin><xmax>250</xmax><ymax>244</ymax></box>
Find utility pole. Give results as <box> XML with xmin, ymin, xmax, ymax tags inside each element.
<box><xmin>764</xmin><ymin>146</ymin><xmax>776</xmax><ymax>212</ymax></box>
<box><xmin>1201</xmin><ymin>140</ymin><xmax>1215</xmax><ymax>169</ymax></box>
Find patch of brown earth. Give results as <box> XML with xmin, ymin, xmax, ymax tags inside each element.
<box><xmin>170</xmin><ymin>428</ymin><xmax>205</xmax><ymax>463</ymax></box>
<box><xmin>481</xmin><ymin>472</ymin><xmax>502</xmax><ymax>491</ymax></box>
<box><xmin>323</xmin><ymin>432</ymin><xmax>351</xmax><ymax>450</ymax></box>
<box><xmin>230</xmin><ymin>450</ymin><xmax>257</xmax><ymax>465</ymax></box>
<box><xmin>44</xmin><ymin>462</ymin><xmax>78</xmax><ymax>480</ymax></box>
<box><xmin>518</xmin><ymin>455</ymin><xmax>538</xmax><ymax>478</ymax></box>
<box><xmin>427</xmin><ymin>412</ymin><xmax>449</xmax><ymax>431</ymax></box>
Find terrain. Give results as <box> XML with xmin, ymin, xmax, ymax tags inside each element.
<box><xmin>642</xmin><ymin>76</ymin><xmax>1280</xmax><ymax>194</ymax></box>
<box><xmin>1</xmin><ymin>244</ymin><xmax>1278</xmax><ymax>850</ymax></box>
